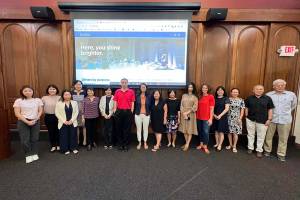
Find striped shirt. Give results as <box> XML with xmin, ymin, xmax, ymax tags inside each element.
<box><xmin>83</xmin><ymin>96</ymin><xmax>100</xmax><ymax>119</ymax></box>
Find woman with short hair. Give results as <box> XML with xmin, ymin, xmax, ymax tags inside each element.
<box><xmin>226</xmin><ymin>88</ymin><xmax>245</xmax><ymax>153</ymax></box>
<box><xmin>165</xmin><ymin>89</ymin><xmax>181</xmax><ymax>148</ymax></box>
<box><xmin>83</xmin><ymin>87</ymin><xmax>100</xmax><ymax>151</ymax></box>
<box><xmin>55</xmin><ymin>89</ymin><xmax>79</xmax><ymax>155</ymax></box>
<box><xmin>211</xmin><ymin>86</ymin><xmax>230</xmax><ymax>152</ymax></box>
<box><xmin>42</xmin><ymin>84</ymin><xmax>61</xmax><ymax>152</ymax></box>
<box><xmin>71</xmin><ymin>80</ymin><xmax>87</xmax><ymax>146</ymax></box>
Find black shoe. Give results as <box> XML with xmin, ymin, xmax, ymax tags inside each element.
<box><xmin>87</xmin><ymin>145</ymin><xmax>92</xmax><ymax>151</ymax></box>
<box><xmin>118</xmin><ymin>146</ymin><xmax>124</xmax><ymax>151</ymax></box>
<box><xmin>278</xmin><ymin>155</ymin><xmax>286</xmax><ymax>162</ymax></box>
<box><xmin>123</xmin><ymin>146</ymin><xmax>129</xmax><ymax>152</ymax></box>
<box><xmin>256</xmin><ymin>152</ymin><xmax>263</xmax><ymax>158</ymax></box>
<box><xmin>93</xmin><ymin>142</ymin><xmax>97</xmax><ymax>148</ymax></box>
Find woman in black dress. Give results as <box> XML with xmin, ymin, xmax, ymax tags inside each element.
<box><xmin>211</xmin><ymin>86</ymin><xmax>230</xmax><ymax>151</ymax></box>
<box><xmin>150</xmin><ymin>90</ymin><xmax>167</xmax><ymax>152</ymax></box>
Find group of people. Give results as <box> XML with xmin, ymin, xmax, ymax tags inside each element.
<box><xmin>13</xmin><ymin>78</ymin><xmax>297</xmax><ymax>164</ymax></box>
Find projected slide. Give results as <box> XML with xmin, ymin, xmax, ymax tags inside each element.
<box><xmin>74</xmin><ymin>19</ymin><xmax>189</xmax><ymax>86</ymax></box>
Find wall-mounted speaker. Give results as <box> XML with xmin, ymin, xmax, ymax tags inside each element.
<box><xmin>206</xmin><ymin>8</ymin><xmax>228</xmax><ymax>21</ymax></box>
<box><xmin>30</xmin><ymin>7</ymin><xmax>55</xmax><ymax>21</ymax></box>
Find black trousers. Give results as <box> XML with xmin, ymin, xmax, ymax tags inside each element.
<box><xmin>114</xmin><ymin>109</ymin><xmax>132</xmax><ymax>147</ymax></box>
<box><xmin>59</xmin><ymin>124</ymin><xmax>78</xmax><ymax>152</ymax></box>
<box><xmin>85</xmin><ymin>118</ymin><xmax>98</xmax><ymax>145</ymax></box>
<box><xmin>103</xmin><ymin>118</ymin><xmax>113</xmax><ymax>146</ymax></box>
<box><xmin>44</xmin><ymin>114</ymin><xmax>59</xmax><ymax>147</ymax></box>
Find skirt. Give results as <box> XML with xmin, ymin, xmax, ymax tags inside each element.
<box><xmin>166</xmin><ymin>115</ymin><xmax>178</xmax><ymax>133</ymax></box>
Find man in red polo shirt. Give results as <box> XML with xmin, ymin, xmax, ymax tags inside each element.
<box><xmin>113</xmin><ymin>78</ymin><xmax>135</xmax><ymax>151</ymax></box>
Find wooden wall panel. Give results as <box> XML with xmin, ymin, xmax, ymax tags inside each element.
<box><xmin>63</xmin><ymin>22</ymin><xmax>74</xmax><ymax>88</ymax></box>
<box><xmin>1</xmin><ymin>24</ymin><xmax>33</xmax><ymax>96</ymax></box>
<box><xmin>193</xmin><ymin>23</ymin><xmax>204</xmax><ymax>89</ymax></box>
<box><xmin>0</xmin><ymin>37</ymin><xmax>5</xmax><ymax>110</ymax></box>
<box><xmin>35</xmin><ymin>24</ymin><xmax>65</xmax><ymax>96</ymax></box>
<box><xmin>264</xmin><ymin>24</ymin><xmax>300</xmax><ymax>93</ymax></box>
<box><xmin>233</xmin><ymin>25</ymin><xmax>268</xmax><ymax>98</ymax></box>
<box><xmin>0</xmin><ymin>109</ymin><xmax>10</xmax><ymax>158</ymax></box>
<box><xmin>201</xmin><ymin>24</ymin><xmax>234</xmax><ymax>91</ymax></box>
<box><xmin>0</xmin><ymin>30</ymin><xmax>11</xmax><ymax>158</ymax></box>
<box><xmin>0</xmin><ymin>23</ymin><xmax>34</xmax><ymax>128</ymax></box>
<box><xmin>188</xmin><ymin>23</ymin><xmax>199</xmax><ymax>86</ymax></box>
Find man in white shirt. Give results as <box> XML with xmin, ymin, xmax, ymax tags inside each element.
<box><xmin>264</xmin><ymin>79</ymin><xmax>297</xmax><ymax>162</ymax></box>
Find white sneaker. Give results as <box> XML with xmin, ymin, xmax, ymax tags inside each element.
<box><xmin>32</xmin><ymin>154</ymin><xmax>39</xmax><ymax>161</ymax></box>
<box><xmin>56</xmin><ymin>146</ymin><xmax>60</xmax><ymax>151</ymax></box>
<box><xmin>25</xmin><ymin>156</ymin><xmax>34</xmax><ymax>164</ymax></box>
<box><xmin>50</xmin><ymin>147</ymin><xmax>56</xmax><ymax>152</ymax></box>
<box><xmin>73</xmin><ymin>150</ymin><xmax>79</xmax><ymax>154</ymax></box>
<box><xmin>65</xmin><ymin>151</ymin><xmax>70</xmax><ymax>155</ymax></box>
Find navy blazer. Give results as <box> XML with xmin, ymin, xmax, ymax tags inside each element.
<box><xmin>134</xmin><ymin>94</ymin><xmax>151</xmax><ymax>116</ymax></box>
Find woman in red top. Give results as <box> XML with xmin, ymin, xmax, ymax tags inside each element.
<box><xmin>196</xmin><ymin>84</ymin><xmax>215</xmax><ymax>154</ymax></box>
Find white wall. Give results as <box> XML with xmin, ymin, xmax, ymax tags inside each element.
<box><xmin>294</xmin><ymin>85</ymin><xmax>300</xmax><ymax>144</ymax></box>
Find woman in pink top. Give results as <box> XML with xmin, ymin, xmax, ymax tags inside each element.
<box><xmin>13</xmin><ymin>85</ymin><xmax>43</xmax><ymax>164</ymax></box>
<box><xmin>42</xmin><ymin>84</ymin><xmax>61</xmax><ymax>152</ymax></box>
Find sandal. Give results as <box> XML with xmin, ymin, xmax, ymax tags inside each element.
<box><xmin>182</xmin><ymin>145</ymin><xmax>189</xmax><ymax>151</ymax></box>
<box><xmin>216</xmin><ymin>146</ymin><xmax>222</xmax><ymax>152</ymax></box>
<box><xmin>137</xmin><ymin>143</ymin><xmax>141</xmax><ymax>150</ymax></box>
<box><xmin>144</xmin><ymin>143</ymin><xmax>149</xmax><ymax>150</ymax></box>
<box><xmin>202</xmin><ymin>148</ymin><xmax>210</xmax><ymax>154</ymax></box>
<box><xmin>213</xmin><ymin>144</ymin><xmax>218</xmax><ymax>148</ymax></box>
<box><xmin>232</xmin><ymin>147</ymin><xmax>238</xmax><ymax>153</ymax></box>
<box><xmin>226</xmin><ymin>145</ymin><xmax>232</xmax><ymax>150</ymax></box>
<box><xmin>151</xmin><ymin>146</ymin><xmax>160</xmax><ymax>152</ymax></box>
<box><xmin>167</xmin><ymin>143</ymin><xmax>172</xmax><ymax>147</ymax></box>
<box><xmin>196</xmin><ymin>144</ymin><xmax>203</xmax><ymax>150</ymax></box>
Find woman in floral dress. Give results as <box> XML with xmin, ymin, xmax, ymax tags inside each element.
<box><xmin>226</xmin><ymin>88</ymin><xmax>245</xmax><ymax>153</ymax></box>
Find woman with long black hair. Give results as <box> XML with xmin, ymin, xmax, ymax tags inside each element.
<box><xmin>179</xmin><ymin>82</ymin><xmax>198</xmax><ymax>151</ymax></box>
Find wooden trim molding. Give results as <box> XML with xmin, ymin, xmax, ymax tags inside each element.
<box><xmin>0</xmin><ymin>8</ymin><xmax>300</xmax><ymax>22</ymax></box>
<box><xmin>192</xmin><ymin>9</ymin><xmax>300</xmax><ymax>22</ymax></box>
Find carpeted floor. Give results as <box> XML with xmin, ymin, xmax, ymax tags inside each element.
<box><xmin>0</xmin><ymin>135</ymin><xmax>300</xmax><ymax>200</ymax></box>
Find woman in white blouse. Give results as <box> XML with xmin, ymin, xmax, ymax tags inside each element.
<box><xmin>55</xmin><ymin>89</ymin><xmax>79</xmax><ymax>155</ymax></box>
<box><xmin>99</xmin><ymin>87</ymin><xmax>114</xmax><ymax>149</ymax></box>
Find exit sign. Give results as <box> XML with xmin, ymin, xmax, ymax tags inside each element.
<box><xmin>277</xmin><ymin>45</ymin><xmax>299</xmax><ymax>57</ymax></box>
